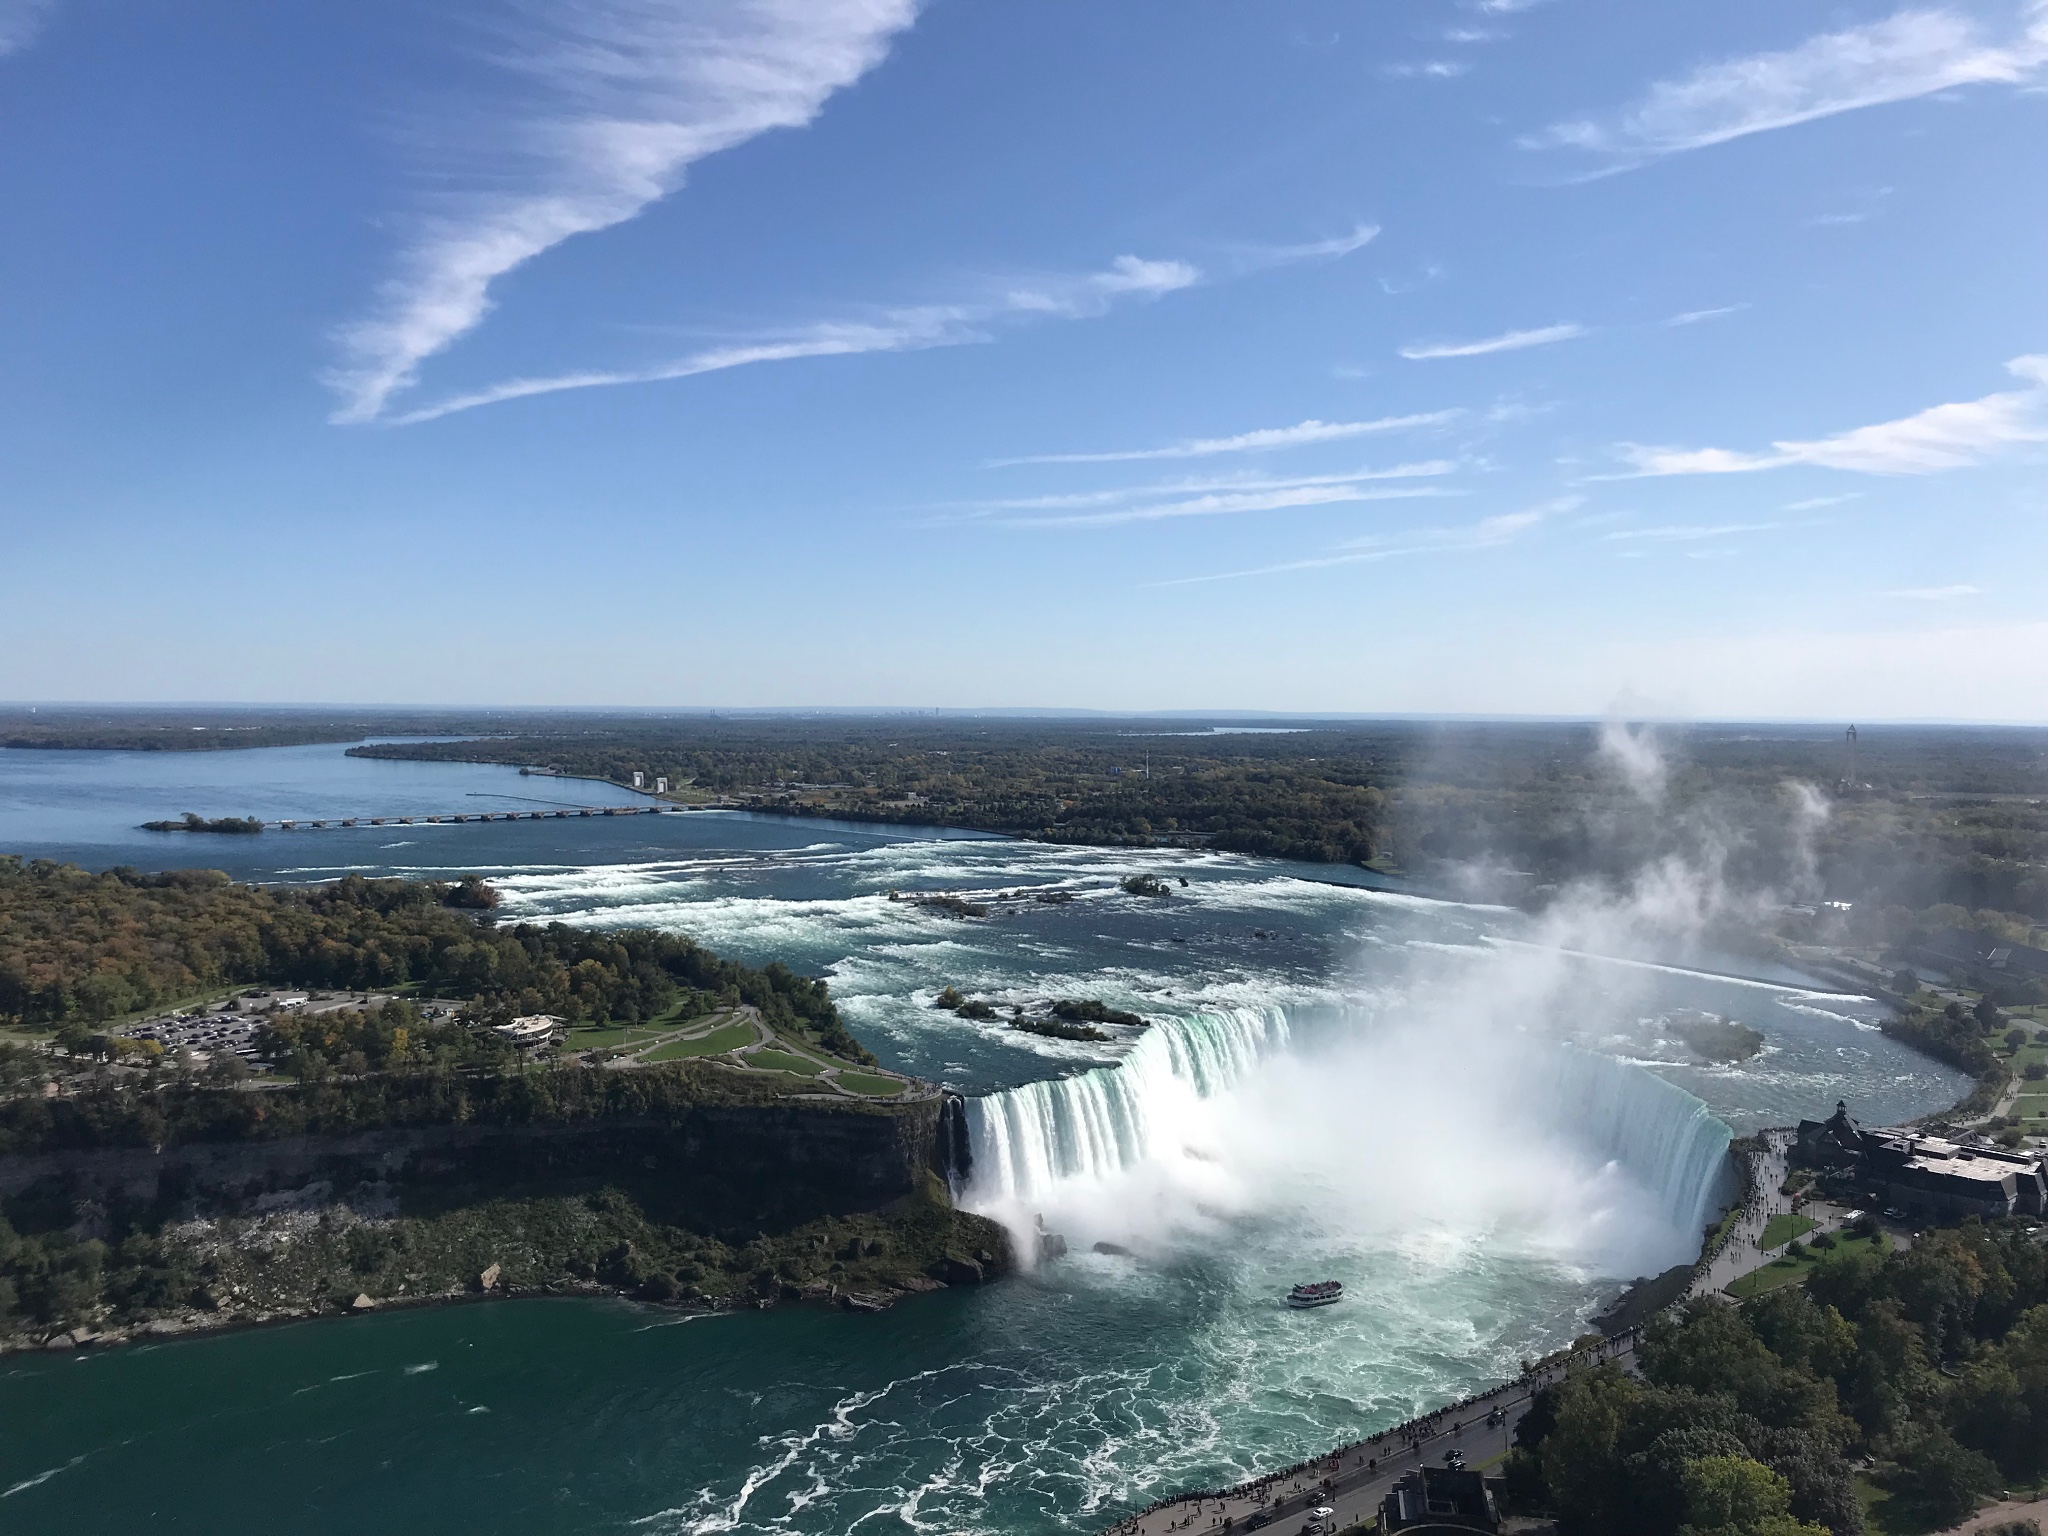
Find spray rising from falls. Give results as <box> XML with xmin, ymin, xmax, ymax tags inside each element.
<box><xmin>1533</xmin><ymin>1045</ymin><xmax>1736</xmax><ymax>1247</ymax></box>
<box><xmin>959</xmin><ymin>1005</ymin><xmax>1734</xmax><ymax>1275</ymax></box>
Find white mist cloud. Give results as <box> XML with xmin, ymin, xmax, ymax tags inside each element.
<box><xmin>328</xmin><ymin>0</ymin><xmax>924</xmax><ymax>424</ymax></box>
<box><xmin>1597</xmin><ymin>720</ymin><xmax>1668</xmax><ymax>804</ymax></box>
<box><xmin>1616</xmin><ymin>354</ymin><xmax>2048</xmax><ymax>476</ymax></box>
<box><xmin>1529</xmin><ymin>3</ymin><xmax>2048</xmax><ymax>163</ymax></box>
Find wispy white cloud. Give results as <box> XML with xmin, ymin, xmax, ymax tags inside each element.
<box><xmin>1663</xmin><ymin>304</ymin><xmax>1748</xmax><ymax>327</ymax></box>
<box><xmin>1001</xmin><ymin>255</ymin><xmax>1201</xmax><ymax>314</ymax></box>
<box><xmin>992</xmin><ymin>411</ymin><xmax>1462</xmax><ymax>466</ymax></box>
<box><xmin>1151</xmin><ymin>497</ymin><xmax>1573</xmax><ymax>585</ymax></box>
<box><xmin>1885</xmin><ymin>583</ymin><xmax>1982</xmax><ymax>600</ymax></box>
<box><xmin>328</xmin><ymin>0</ymin><xmax>924</xmax><ymax>424</ymax></box>
<box><xmin>1615</xmin><ymin>354</ymin><xmax>2048</xmax><ymax>476</ymax></box>
<box><xmin>1528</xmin><ymin>4</ymin><xmax>2048</xmax><ymax>164</ymax></box>
<box><xmin>0</xmin><ymin>0</ymin><xmax>55</xmax><ymax>56</ymax></box>
<box><xmin>1602</xmin><ymin>521</ymin><xmax>1780</xmax><ymax>543</ymax></box>
<box><xmin>1444</xmin><ymin>27</ymin><xmax>1503</xmax><ymax>43</ymax></box>
<box><xmin>1378</xmin><ymin>263</ymin><xmax>1446</xmax><ymax>296</ymax></box>
<box><xmin>1400</xmin><ymin>323</ymin><xmax>1586</xmax><ymax>360</ymax></box>
<box><xmin>1384</xmin><ymin>60</ymin><xmax>1469</xmax><ymax>79</ymax></box>
<box><xmin>1784</xmin><ymin>492</ymin><xmax>1862</xmax><ymax>510</ymax></box>
<box><xmin>387</xmin><ymin>255</ymin><xmax>1198</xmax><ymax>425</ymax></box>
<box><xmin>1009</xmin><ymin>483</ymin><xmax>1461</xmax><ymax>531</ymax></box>
<box><xmin>1234</xmin><ymin>224</ymin><xmax>1380</xmax><ymax>266</ymax></box>
<box><xmin>957</xmin><ymin>463</ymin><xmax>1458</xmax><ymax>515</ymax></box>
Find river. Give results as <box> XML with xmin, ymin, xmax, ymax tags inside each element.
<box><xmin>0</xmin><ymin>742</ymin><xmax>1972</xmax><ymax>1535</ymax></box>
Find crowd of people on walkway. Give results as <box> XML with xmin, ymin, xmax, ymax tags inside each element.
<box><xmin>1101</xmin><ymin>1328</ymin><xmax>1643</xmax><ymax>1536</ymax></box>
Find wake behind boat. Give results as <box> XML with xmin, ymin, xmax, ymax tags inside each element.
<box><xmin>1287</xmin><ymin>1280</ymin><xmax>1342</xmax><ymax>1309</ymax></box>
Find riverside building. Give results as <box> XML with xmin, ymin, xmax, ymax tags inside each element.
<box><xmin>1796</xmin><ymin>1101</ymin><xmax>2047</xmax><ymax>1220</ymax></box>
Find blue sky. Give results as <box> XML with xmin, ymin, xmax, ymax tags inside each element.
<box><xmin>1</xmin><ymin>0</ymin><xmax>2043</xmax><ymax>716</ymax></box>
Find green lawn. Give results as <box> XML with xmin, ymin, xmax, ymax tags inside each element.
<box><xmin>644</xmin><ymin>1001</ymin><xmax>715</xmax><ymax>1031</ymax></box>
<box><xmin>642</xmin><ymin>1022</ymin><xmax>757</xmax><ymax>1061</ymax></box>
<box><xmin>1730</xmin><ymin>1230</ymin><xmax>1886</xmax><ymax>1299</ymax></box>
<box><xmin>743</xmin><ymin>1048</ymin><xmax>826</xmax><ymax>1077</ymax></box>
<box><xmin>561</xmin><ymin>1023</ymin><xmax>666</xmax><ymax>1051</ymax></box>
<box><xmin>833</xmin><ymin>1071</ymin><xmax>907</xmax><ymax>1097</ymax></box>
<box><xmin>1760</xmin><ymin>1213</ymin><xmax>1818</xmax><ymax>1250</ymax></box>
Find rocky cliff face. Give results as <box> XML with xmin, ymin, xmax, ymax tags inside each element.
<box><xmin>0</xmin><ymin>1095</ymin><xmax>1011</xmax><ymax>1352</ymax></box>
<box><xmin>2</xmin><ymin>1099</ymin><xmax>944</xmax><ymax>1235</ymax></box>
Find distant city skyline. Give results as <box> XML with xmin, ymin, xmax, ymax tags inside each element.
<box><xmin>2</xmin><ymin>0</ymin><xmax>2043</xmax><ymax>717</ymax></box>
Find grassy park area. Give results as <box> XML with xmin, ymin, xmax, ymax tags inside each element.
<box><xmin>641</xmin><ymin>1022</ymin><xmax>758</xmax><ymax>1061</ymax></box>
<box><xmin>1759</xmin><ymin>1212</ymin><xmax>1818</xmax><ymax>1250</ymax></box>
<box><xmin>1729</xmin><ymin>1228</ymin><xmax>1888</xmax><ymax>1299</ymax></box>
<box><xmin>557</xmin><ymin>1006</ymin><xmax>917</xmax><ymax>1099</ymax></box>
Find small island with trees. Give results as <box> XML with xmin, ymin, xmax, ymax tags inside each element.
<box><xmin>139</xmin><ymin>812</ymin><xmax>265</xmax><ymax>835</ymax></box>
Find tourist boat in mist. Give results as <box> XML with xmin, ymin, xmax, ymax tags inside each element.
<box><xmin>1287</xmin><ymin>1280</ymin><xmax>1343</xmax><ymax>1309</ymax></box>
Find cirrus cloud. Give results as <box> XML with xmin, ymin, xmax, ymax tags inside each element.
<box><xmin>1528</xmin><ymin>4</ymin><xmax>2048</xmax><ymax>164</ymax></box>
<box><xmin>329</xmin><ymin>0</ymin><xmax>924</xmax><ymax>425</ymax></box>
<box><xmin>385</xmin><ymin>255</ymin><xmax>1199</xmax><ymax>425</ymax></box>
<box><xmin>991</xmin><ymin>411</ymin><xmax>1462</xmax><ymax>466</ymax></box>
<box><xmin>1616</xmin><ymin>354</ymin><xmax>2048</xmax><ymax>476</ymax></box>
<box><xmin>1400</xmin><ymin>324</ymin><xmax>1586</xmax><ymax>360</ymax></box>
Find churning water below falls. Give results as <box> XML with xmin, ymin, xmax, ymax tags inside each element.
<box><xmin>2</xmin><ymin>822</ymin><xmax>1973</xmax><ymax>1536</ymax></box>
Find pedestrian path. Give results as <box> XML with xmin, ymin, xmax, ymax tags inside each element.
<box><xmin>1103</xmin><ymin>1333</ymin><xmax>1640</xmax><ymax>1536</ymax></box>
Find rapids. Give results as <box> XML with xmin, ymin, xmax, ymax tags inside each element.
<box><xmin>0</xmin><ymin>746</ymin><xmax>1979</xmax><ymax>1533</ymax></box>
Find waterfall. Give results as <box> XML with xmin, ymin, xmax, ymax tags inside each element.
<box><xmin>1538</xmin><ymin>1044</ymin><xmax>1737</xmax><ymax>1243</ymax></box>
<box><xmin>958</xmin><ymin>1006</ymin><xmax>1735</xmax><ymax>1247</ymax></box>
<box><xmin>960</xmin><ymin>1005</ymin><xmax>1288</xmax><ymax>1203</ymax></box>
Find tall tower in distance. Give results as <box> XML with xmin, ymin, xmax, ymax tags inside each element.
<box><xmin>1842</xmin><ymin>724</ymin><xmax>1859</xmax><ymax>792</ymax></box>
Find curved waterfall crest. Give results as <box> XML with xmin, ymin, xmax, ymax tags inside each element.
<box><xmin>1537</xmin><ymin>1044</ymin><xmax>1737</xmax><ymax>1242</ymax></box>
<box><xmin>958</xmin><ymin>1006</ymin><xmax>1735</xmax><ymax>1242</ymax></box>
<box><xmin>961</xmin><ymin>1005</ymin><xmax>1288</xmax><ymax>1203</ymax></box>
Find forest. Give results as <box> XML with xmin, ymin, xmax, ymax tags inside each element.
<box><xmin>8</xmin><ymin>706</ymin><xmax>2047</xmax><ymax>930</ymax></box>
<box><xmin>347</xmin><ymin>715</ymin><xmax>2048</xmax><ymax>921</ymax></box>
<box><xmin>0</xmin><ymin>857</ymin><xmax>869</xmax><ymax>1063</ymax></box>
<box><xmin>1511</xmin><ymin>1219</ymin><xmax>2048</xmax><ymax>1536</ymax></box>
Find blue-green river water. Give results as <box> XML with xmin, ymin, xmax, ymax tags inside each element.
<box><xmin>0</xmin><ymin>744</ymin><xmax>1971</xmax><ymax>1534</ymax></box>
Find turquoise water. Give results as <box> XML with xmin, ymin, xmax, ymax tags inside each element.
<box><xmin>0</xmin><ymin>742</ymin><xmax>1974</xmax><ymax>1535</ymax></box>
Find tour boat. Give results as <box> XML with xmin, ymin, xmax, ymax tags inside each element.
<box><xmin>1287</xmin><ymin>1280</ymin><xmax>1343</xmax><ymax>1309</ymax></box>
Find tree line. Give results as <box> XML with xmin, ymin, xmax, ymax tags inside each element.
<box><xmin>0</xmin><ymin>858</ymin><xmax>870</xmax><ymax>1065</ymax></box>
<box><xmin>1510</xmin><ymin>1218</ymin><xmax>2048</xmax><ymax>1535</ymax></box>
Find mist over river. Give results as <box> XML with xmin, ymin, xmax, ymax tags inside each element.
<box><xmin>0</xmin><ymin>743</ymin><xmax>1973</xmax><ymax>1535</ymax></box>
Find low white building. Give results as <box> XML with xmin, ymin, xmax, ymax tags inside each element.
<box><xmin>492</xmin><ymin>1014</ymin><xmax>563</xmax><ymax>1046</ymax></box>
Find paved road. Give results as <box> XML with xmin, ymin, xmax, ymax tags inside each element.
<box><xmin>1107</xmin><ymin>1335</ymin><xmax>1640</xmax><ymax>1536</ymax></box>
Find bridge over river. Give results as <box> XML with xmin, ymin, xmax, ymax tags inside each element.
<box><xmin>259</xmin><ymin>803</ymin><xmax>723</xmax><ymax>831</ymax></box>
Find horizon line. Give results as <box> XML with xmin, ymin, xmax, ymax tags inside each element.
<box><xmin>3</xmin><ymin>702</ymin><xmax>2046</xmax><ymax>730</ymax></box>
